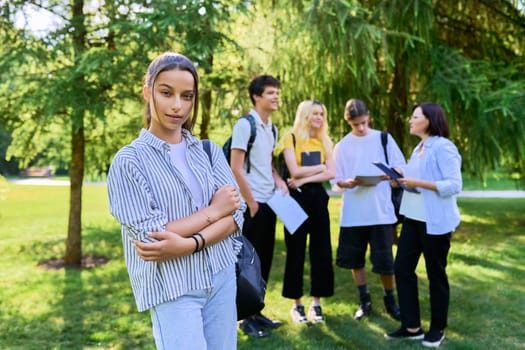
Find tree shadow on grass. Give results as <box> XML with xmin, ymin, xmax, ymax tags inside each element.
<box><xmin>0</xmin><ymin>225</ymin><xmax>155</xmax><ymax>349</ymax></box>
<box><xmin>456</xmin><ymin>198</ymin><xmax>525</xmax><ymax>238</ymax></box>
<box><xmin>238</xmin><ymin>234</ymin><xmax>424</xmax><ymax>350</ymax></box>
<box><xmin>59</xmin><ymin>267</ymin><xmax>84</xmax><ymax>350</ymax></box>
<box><xmin>449</xmin><ymin>248</ymin><xmax>525</xmax><ymax>279</ymax></box>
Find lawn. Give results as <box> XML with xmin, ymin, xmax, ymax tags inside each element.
<box><xmin>462</xmin><ymin>171</ymin><xmax>524</xmax><ymax>190</ymax></box>
<box><xmin>0</xmin><ymin>180</ymin><xmax>524</xmax><ymax>349</ymax></box>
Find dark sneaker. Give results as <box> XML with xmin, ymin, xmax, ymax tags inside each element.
<box><xmin>384</xmin><ymin>327</ymin><xmax>424</xmax><ymax>340</ymax></box>
<box><xmin>253</xmin><ymin>313</ymin><xmax>282</xmax><ymax>329</ymax></box>
<box><xmin>240</xmin><ymin>318</ymin><xmax>269</xmax><ymax>337</ymax></box>
<box><xmin>383</xmin><ymin>296</ymin><xmax>401</xmax><ymax>320</ymax></box>
<box><xmin>290</xmin><ymin>304</ymin><xmax>308</xmax><ymax>324</ymax></box>
<box><xmin>422</xmin><ymin>329</ymin><xmax>445</xmax><ymax>347</ymax></box>
<box><xmin>354</xmin><ymin>300</ymin><xmax>372</xmax><ymax>320</ymax></box>
<box><xmin>354</xmin><ymin>293</ymin><xmax>372</xmax><ymax>320</ymax></box>
<box><xmin>308</xmin><ymin>304</ymin><xmax>325</xmax><ymax>323</ymax></box>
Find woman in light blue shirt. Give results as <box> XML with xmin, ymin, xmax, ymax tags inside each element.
<box><xmin>107</xmin><ymin>52</ymin><xmax>245</xmax><ymax>350</ymax></box>
<box><xmin>385</xmin><ymin>102</ymin><xmax>462</xmax><ymax>348</ymax></box>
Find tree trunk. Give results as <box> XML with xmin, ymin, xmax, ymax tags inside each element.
<box><xmin>388</xmin><ymin>52</ymin><xmax>409</xmax><ymax>152</ymax></box>
<box><xmin>65</xmin><ymin>0</ymin><xmax>86</xmax><ymax>267</ymax></box>
<box><xmin>200</xmin><ymin>89</ymin><xmax>212</xmax><ymax>140</ymax></box>
<box><xmin>199</xmin><ymin>53</ymin><xmax>213</xmax><ymax>140</ymax></box>
<box><xmin>65</xmin><ymin>119</ymin><xmax>84</xmax><ymax>266</ymax></box>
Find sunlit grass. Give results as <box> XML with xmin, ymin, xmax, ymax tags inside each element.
<box><xmin>462</xmin><ymin>171</ymin><xmax>524</xmax><ymax>190</ymax></box>
<box><xmin>0</xmin><ymin>183</ymin><xmax>524</xmax><ymax>349</ymax></box>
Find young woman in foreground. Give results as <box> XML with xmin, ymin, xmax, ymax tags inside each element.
<box><xmin>107</xmin><ymin>52</ymin><xmax>245</xmax><ymax>349</ymax></box>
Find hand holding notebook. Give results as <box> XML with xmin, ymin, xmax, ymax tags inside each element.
<box><xmin>373</xmin><ymin>161</ymin><xmax>419</xmax><ymax>193</ymax></box>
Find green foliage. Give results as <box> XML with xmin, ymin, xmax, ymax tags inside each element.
<box><xmin>251</xmin><ymin>0</ymin><xmax>525</xmax><ymax>178</ymax></box>
<box><xmin>421</xmin><ymin>45</ymin><xmax>525</xmax><ymax>175</ymax></box>
<box><xmin>2</xmin><ymin>1</ymin><xmax>524</xmax><ymax>178</ymax></box>
<box><xmin>0</xmin><ymin>0</ymin><xmax>250</xmax><ymax>176</ymax></box>
<box><xmin>0</xmin><ymin>183</ymin><xmax>524</xmax><ymax>349</ymax></box>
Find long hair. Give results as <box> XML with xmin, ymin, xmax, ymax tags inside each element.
<box><xmin>292</xmin><ymin>100</ymin><xmax>333</xmax><ymax>155</ymax></box>
<box><xmin>413</xmin><ymin>102</ymin><xmax>450</xmax><ymax>138</ymax></box>
<box><xmin>143</xmin><ymin>52</ymin><xmax>199</xmax><ymax>131</ymax></box>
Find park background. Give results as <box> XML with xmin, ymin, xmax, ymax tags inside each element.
<box><xmin>1</xmin><ymin>1</ymin><xmax>524</xmax><ymax>349</ymax></box>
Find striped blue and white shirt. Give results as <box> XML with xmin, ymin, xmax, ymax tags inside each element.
<box><xmin>107</xmin><ymin>129</ymin><xmax>244</xmax><ymax>312</ymax></box>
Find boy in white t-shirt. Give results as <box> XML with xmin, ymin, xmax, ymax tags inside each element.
<box><xmin>331</xmin><ymin>99</ymin><xmax>405</xmax><ymax>321</ymax></box>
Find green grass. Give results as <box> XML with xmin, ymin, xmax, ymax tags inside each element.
<box><xmin>0</xmin><ymin>179</ymin><xmax>524</xmax><ymax>349</ymax></box>
<box><xmin>462</xmin><ymin>171</ymin><xmax>524</xmax><ymax>190</ymax></box>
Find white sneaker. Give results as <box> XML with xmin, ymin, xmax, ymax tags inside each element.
<box><xmin>422</xmin><ymin>329</ymin><xmax>445</xmax><ymax>347</ymax></box>
<box><xmin>308</xmin><ymin>304</ymin><xmax>326</xmax><ymax>323</ymax></box>
<box><xmin>290</xmin><ymin>304</ymin><xmax>308</xmax><ymax>324</ymax></box>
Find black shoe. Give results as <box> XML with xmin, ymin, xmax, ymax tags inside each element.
<box><xmin>384</xmin><ymin>296</ymin><xmax>401</xmax><ymax>321</ymax></box>
<box><xmin>253</xmin><ymin>313</ymin><xmax>282</xmax><ymax>329</ymax></box>
<box><xmin>422</xmin><ymin>329</ymin><xmax>445</xmax><ymax>347</ymax></box>
<box><xmin>354</xmin><ymin>294</ymin><xmax>372</xmax><ymax>320</ymax></box>
<box><xmin>384</xmin><ymin>327</ymin><xmax>424</xmax><ymax>340</ymax></box>
<box><xmin>240</xmin><ymin>318</ymin><xmax>269</xmax><ymax>337</ymax></box>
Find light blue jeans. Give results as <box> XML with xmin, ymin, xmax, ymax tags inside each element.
<box><xmin>150</xmin><ymin>264</ymin><xmax>237</xmax><ymax>350</ymax></box>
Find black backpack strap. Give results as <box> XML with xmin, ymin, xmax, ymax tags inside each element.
<box><xmin>271</xmin><ymin>124</ymin><xmax>277</xmax><ymax>148</ymax></box>
<box><xmin>242</xmin><ymin>114</ymin><xmax>257</xmax><ymax>173</ymax></box>
<box><xmin>381</xmin><ymin>131</ymin><xmax>389</xmax><ymax>165</ymax></box>
<box><xmin>202</xmin><ymin>139</ymin><xmax>212</xmax><ymax>165</ymax></box>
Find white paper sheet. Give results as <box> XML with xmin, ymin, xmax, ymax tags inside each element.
<box><xmin>355</xmin><ymin>175</ymin><xmax>383</xmax><ymax>186</ymax></box>
<box><xmin>267</xmin><ymin>189</ymin><xmax>308</xmax><ymax>234</ymax></box>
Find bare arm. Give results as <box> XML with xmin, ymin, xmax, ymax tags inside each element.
<box><xmin>336</xmin><ymin>178</ymin><xmax>361</xmax><ymax>189</ymax></box>
<box><xmin>397</xmin><ymin>142</ymin><xmax>461</xmax><ymax>194</ymax></box>
<box><xmin>283</xmin><ymin>148</ymin><xmax>326</xmax><ymax>179</ymax></box>
<box><xmin>272</xmin><ymin>165</ymin><xmax>289</xmax><ymax>195</ymax></box>
<box><xmin>134</xmin><ymin>215</ymin><xmax>238</xmax><ymax>262</ymax></box>
<box><xmin>398</xmin><ymin>177</ymin><xmax>438</xmax><ymax>192</ymax></box>
<box><xmin>230</xmin><ymin>148</ymin><xmax>259</xmax><ymax>217</ymax></box>
<box><xmin>163</xmin><ymin>184</ymin><xmax>241</xmax><ymax>237</ymax></box>
<box><xmin>287</xmin><ymin>153</ymin><xmax>335</xmax><ymax>189</ymax></box>
<box><xmin>134</xmin><ymin>184</ymin><xmax>241</xmax><ymax>261</ymax></box>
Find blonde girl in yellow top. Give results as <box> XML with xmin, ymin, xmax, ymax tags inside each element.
<box><xmin>281</xmin><ymin>100</ymin><xmax>336</xmax><ymax>324</ymax></box>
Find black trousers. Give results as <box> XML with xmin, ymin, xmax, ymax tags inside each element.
<box><xmin>282</xmin><ymin>183</ymin><xmax>334</xmax><ymax>299</ymax></box>
<box><xmin>242</xmin><ymin>202</ymin><xmax>277</xmax><ymax>284</ymax></box>
<box><xmin>394</xmin><ymin>218</ymin><xmax>451</xmax><ymax>331</ymax></box>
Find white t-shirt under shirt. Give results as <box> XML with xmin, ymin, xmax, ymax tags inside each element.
<box><xmin>399</xmin><ymin>152</ymin><xmax>426</xmax><ymax>222</ymax></box>
<box><xmin>331</xmin><ymin>129</ymin><xmax>406</xmax><ymax>227</ymax></box>
<box><xmin>170</xmin><ymin>139</ymin><xmax>204</xmax><ymax>209</ymax></box>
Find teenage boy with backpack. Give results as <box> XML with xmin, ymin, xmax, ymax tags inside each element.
<box><xmin>229</xmin><ymin>75</ymin><xmax>288</xmax><ymax>337</ymax></box>
<box><xmin>331</xmin><ymin>99</ymin><xmax>404</xmax><ymax>322</ymax></box>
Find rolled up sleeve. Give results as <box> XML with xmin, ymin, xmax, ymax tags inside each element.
<box><xmin>107</xmin><ymin>149</ymin><xmax>167</xmax><ymax>241</ymax></box>
<box><xmin>207</xmin><ymin>141</ymin><xmax>245</xmax><ymax>237</ymax></box>
<box><xmin>434</xmin><ymin>142</ymin><xmax>462</xmax><ymax>197</ymax></box>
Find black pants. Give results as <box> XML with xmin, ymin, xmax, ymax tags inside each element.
<box><xmin>242</xmin><ymin>202</ymin><xmax>277</xmax><ymax>284</ymax></box>
<box><xmin>282</xmin><ymin>183</ymin><xmax>334</xmax><ymax>299</ymax></box>
<box><xmin>395</xmin><ymin>218</ymin><xmax>451</xmax><ymax>331</ymax></box>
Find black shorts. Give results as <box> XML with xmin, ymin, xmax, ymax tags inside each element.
<box><xmin>336</xmin><ymin>225</ymin><xmax>394</xmax><ymax>275</ymax></box>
